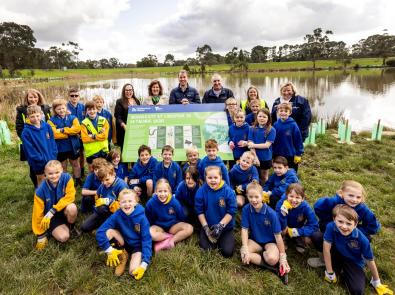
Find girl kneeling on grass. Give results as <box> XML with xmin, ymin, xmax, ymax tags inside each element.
<box><xmin>96</xmin><ymin>189</ymin><xmax>152</xmax><ymax>279</ymax></box>
<box><xmin>145</xmin><ymin>178</ymin><xmax>194</xmax><ymax>252</ymax></box>
<box><xmin>240</xmin><ymin>180</ymin><xmax>290</xmax><ymax>284</ymax></box>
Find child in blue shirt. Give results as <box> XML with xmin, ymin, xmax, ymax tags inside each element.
<box><xmin>81</xmin><ymin>158</ymin><xmax>107</xmax><ymax>213</ymax></box>
<box><xmin>263</xmin><ymin>156</ymin><xmax>299</xmax><ymax>208</ymax></box>
<box><xmin>32</xmin><ymin>160</ymin><xmax>77</xmax><ymax>250</ymax></box>
<box><xmin>145</xmin><ymin>179</ymin><xmax>193</xmax><ymax>252</ymax></box>
<box><xmin>182</xmin><ymin>145</ymin><xmax>201</xmax><ymax>175</ymax></box>
<box><xmin>198</xmin><ymin>139</ymin><xmax>230</xmax><ymax>185</ymax></box>
<box><xmin>153</xmin><ymin>145</ymin><xmax>183</xmax><ymax>193</ymax></box>
<box><xmin>80</xmin><ymin>163</ymin><xmax>128</xmax><ymax>233</ymax></box>
<box><xmin>175</xmin><ymin>166</ymin><xmax>200</xmax><ymax>224</ymax></box>
<box><xmin>96</xmin><ymin>189</ymin><xmax>152</xmax><ymax>279</ymax></box>
<box><xmin>240</xmin><ymin>180</ymin><xmax>290</xmax><ymax>284</ymax></box>
<box><xmin>275</xmin><ymin>183</ymin><xmax>319</xmax><ymax>254</ymax></box>
<box><xmin>195</xmin><ymin>166</ymin><xmax>237</xmax><ymax>258</ymax></box>
<box><xmin>129</xmin><ymin>144</ymin><xmax>157</xmax><ymax>198</ymax></box>
<box><xmin>229</xmin><ymin>151</ymin><xmax>259</xmax><ymax>208</ymax></box>
<box><xmin>248</xmin><ymin>108</ymin><xmax>276</xmax><ymax>183</ymax></box>
<box><xmin>245</xmin><ymin>99</ymin><xmax>260</xmax><ymax>125</ymax></box>
<box><xmin>322</xmin><ymin>205</ymin><xmax>392</xmax><ymax>295</ymax></box>
<box><xmin>228</xmin><ymin>109</ymin><xmax>249</xmax><ymax>164</ymax></box>
<box><xmin>272</xmin><ymin>102</ymin><xmax>304</xmax><ymax>172</ymax></box>
<box><xmin>107</xmin><ymin>149</ymin><xmax>128</xmax><ymax>182</ymax></box>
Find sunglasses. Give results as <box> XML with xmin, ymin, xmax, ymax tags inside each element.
<box><xmin>70</xmin><ymin>94</ymin><xmax>79</xmax><ymax>98</ymax></box>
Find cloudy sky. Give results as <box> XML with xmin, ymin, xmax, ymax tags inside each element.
<box><xmin>1</xmin><ymin>0</ymin><xmax>394</xmax><ymax>63</ymax></box>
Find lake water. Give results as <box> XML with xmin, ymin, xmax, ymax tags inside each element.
<box><xmin>3</xmin><ymin>69</ymin><xmax>395</xmax><ymax>131</ymax></box>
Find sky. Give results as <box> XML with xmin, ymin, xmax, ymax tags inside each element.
<box><xmin>1</xmin><ymin>0</ymin><xmax>394</xmax><ymax>63</ymax></box>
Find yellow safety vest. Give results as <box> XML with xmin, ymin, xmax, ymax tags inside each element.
<box><xmin>82</xmin><ymin>116</ymin><xmax>109</xmax><ymax>157</ymax></box>
<box><xmin>241</xmin><ymin>99</ymin><xmax>268</xmax><ymax>111</ymax></box>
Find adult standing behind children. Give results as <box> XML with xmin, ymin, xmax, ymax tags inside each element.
<box><xmin>169</xmin><ymin>70</ymin><xmax>201</xmax><ymax>104</ymax></box>
<box><xmin>202</xmin><ymin>73</ymin><xmax>234</xmax><ymax>104</ymax></box>
<box><xmin>114</xmin><ymin>83</ymin><xmax>141</xmax><ymax>150</ymax></box>
<box><xmin>241</xmin><ymin>86</ymin><xmax>269</xmax><ymax>115</ymax></box>
<box><xmin>16</xmin><ymin>89</ymin><xmax>51</xmax><ymax>187</ymax></box>
<box><xmin>143</xmin><ymin>80</ymin><xmax>169</xmax><ymax>105</ymax></box>
<box><xmin>271</xmin><ymin>82</ymin><xmax>312</xmax><ymax>141</ymax></box>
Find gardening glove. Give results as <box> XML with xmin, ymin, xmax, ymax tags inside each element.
<box><xmin>236</xmin><ymin>185</ymin><xmax>244</xmax><ymax>194</ymax></box>
<box><xmin>262</xmin><ymin>192</ymin><xmax>270</xmax><ymax>204</ymax></box>
<box><xmin>203</xmin><ymin>225</ymin><xmax>217</xmax><ymax>244</ymax></box>
<box><xmin>294</xmin><ymin>156</ymin><xmax>302</xmax><ymax>164</ymax></box>
<box><xmin>132</xmin><ymin>263</ymin><xmax>147</xmax><ymax>280</ymax></box>
<box><xmin>210</xmin><ymin>223</ymin><xmax>225</xmax><ymax>240</ymax></box>
<box><xmin>324</xmin><ymin>270</ymin><xmax>337</xmax><ymax>284</ymax></box>
<box><xmin>35</xmin><ymin>235</ymin><xmax>48</xmax><ymax>250</ymax></box>
<box><xmin>95</xmin><ymin>197</ymin><xmax>110</xmax><ymax>207</ymax></box>
<box><xmin>40</xmin><ymin>209</ymin><xmax>55</xmax><ymax>231</ymax></box>
<box><xmin>280</xmin><ymin>200</ymin><xmax>293</xmax><ymax>216</ymax></box>
<box><xmin>287</xmin><ymin>228</ymin><xmax>300</xmax><ymax>238</ymax></box>
<box><xmin>106</xmin><ymin>248</ymin><xmax>123</xmax><ymax>267</ymax></box>
<box><xmin>371</xmin><ymin>278</ymin><xmax>393</xmax><ymax>295</ymax></box>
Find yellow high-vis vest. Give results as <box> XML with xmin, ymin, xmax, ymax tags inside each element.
<box><xmin>82</xmin><ymin>116</ymin><xmax>109</xmax><ymax>157</ymax></box>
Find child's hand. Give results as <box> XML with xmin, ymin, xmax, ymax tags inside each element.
<box><xmin>210</xmin><ymin>223</ymin><xmax>225</xmax><ymax>239</ymax></box>
<box><xmin>95</xmin><ymin>198</ymin><xmax>110</xmax><ymax>207</ymax></box>
<box><xmin>324</xmin><ymin>270</ymin><xmax>337</xmax><ymax>283</ymax></box>
<box><xmin>371</xmin><ymin>278</ymin><xmax>394</xmax><ymax>295</ymax></box>
<box><xmin>279</xmin><ymin>253</ymin><xmax>290</xmax><ymax>274</ymax></box>
<box><xmin>40</xmin><ymin>209</ymin><xmax>55</xmax><ymax>231</ymax></box>
<box><xmin>294</xmin><ymin>156</ymin><xmax>302</xmax><ymax>164</ymax></box>
<box><xmin>35</xmin><ymin>235</ymin><xmax>48</xmax><ymax>250</ymax></box>
<box><xmin>106</xmin><ymin>248</ymin><xmax>123</xmax><ymax>267</ymax></box>
<box><xmin>133</xmin><ymin>186</ymin><xmax>142</xmax><ymax>197</ymax></box>
<box><xmin>236</xmin><ymin>185</ymin><xmax>244</xmax><ymax>194</ymax></box>
<box><xmin>203</xmin><ymin>225</ymin><xmax>217</xmax><ymax>244</ymax></box>
<box><xmin>229</xmin><ymin>141</ymin><xmax>235</xmax><ymax>150</ymax></box>
<box><xmin>237</xmin><ymin>140</ymin><xmax>247</xmax><ymax>147</ymax></box>
<box><xmin>280</xmin><ymin>200</ymin><xmax>293</xmax><ymax>216</ymax></box>
<box><xmin>240</xmin><ymin>246</ymin><xmax>250</xmax><ymax>264</ymax></box>
<box><xmin>132</xmin><ymin>265</ymin><xmax>146</xmax><ymax>280</ymax></box>
<box><xmin>247</xmin><ymin>141</ymin><xmax>255</xmax><ymax>149</ymax></box>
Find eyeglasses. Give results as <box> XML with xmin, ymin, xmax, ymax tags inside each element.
<box><xmin>125</xmin><ymin>89</ymin><xmax>133</xmax><ymax>92</ymax></box>
<box><xmin>227</xmin><ymin>103</ymin><xmax>237</xmax><ymax>106</ymax></box>
<box><xmin>70</xmin><ymin>94</ymin><xmax>79</xmax><ymax>98</ymax></box>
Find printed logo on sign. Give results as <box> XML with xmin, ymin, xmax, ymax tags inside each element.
<box><xmin>168</xmin><ymin>207</ymin><xmax>175</xmax><ymax>215</ymax></box>
<box><xmin>347</xmin><ymin>240</ymin><xmax>360</xmax><ymax>250</ymax></box>
<box><xmin>219</xmin><ymin>198</ymin><xmax>226</xmax><ymax>207</ymax></box>
<box><xmin>134</xmin><ymin>223</ymin><xmax>141</xmax><ymax>233</ymax></box>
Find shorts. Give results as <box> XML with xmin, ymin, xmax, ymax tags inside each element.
<box><xmin>86</xmin><ymin>151</ymin><xmax>108</xmax><ymax>164</ymax></box>
<box><xmin>57</xmin><ymin>151</ymin><xmax>80</xmax><ymax>162</ymax></box>
<box><xmin>124</xmin><ymin>244</ymin><xmax>142</xmax><ymax>255</ymax></box>
<box><xmin>258</xmin><ymin>160</ymin><xmax>272</xmax><ymax>170</ymax></box>
<box><xmin>49</xmin><ymin>210</ymin><xmax>69</xmax><ymax>233</ymax></box>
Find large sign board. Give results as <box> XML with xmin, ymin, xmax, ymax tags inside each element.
<box><xmin>122</xmin><ymin>104</ymin><xmax>233</xmax><ymax>162</ymax></box>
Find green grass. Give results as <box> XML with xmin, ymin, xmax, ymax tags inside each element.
<box><xmin>0</xmin><ymin>132</ymin><xmax>394</xmax><ymax>294</ymax></box>
<box><xmin>0</xmin><ymin>57</ymin><xmax>390</xmax><ymax>79</ymax></box>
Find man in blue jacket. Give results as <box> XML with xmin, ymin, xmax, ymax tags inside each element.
<box><xmin>169</xmin><ymin>70</ymin><xmax>201</xmax><ymax>104</ymax></box>
<box><xmin>202</xmin><ymin>73</ymin><xmax>234</xmax><ymax>104</ymax></box>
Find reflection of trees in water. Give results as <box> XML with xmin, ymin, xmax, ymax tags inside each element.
<box><xmin>349</xmin><ymin>69</ymin><xmax>395</xmax><ymax>95</ymax></box>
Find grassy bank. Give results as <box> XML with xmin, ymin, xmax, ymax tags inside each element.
<box><xmin>1</xmin><ymin>57</ymin><xmax>388</xmax><ymax>80</ymax></box>
<box><xmin>0</xmin><ymin>132</ymin><xmax>394</xmax><ymax>294</ymax></box>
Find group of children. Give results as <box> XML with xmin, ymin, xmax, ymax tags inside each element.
<box><xmin>23</xmin><ymin>89</ymin><xmax>392</xmax><ymax>294</ymax></box>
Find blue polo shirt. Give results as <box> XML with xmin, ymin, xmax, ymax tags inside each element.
<box><xmin>83</xmin><ymin>172</ymin><xmax>101</xmax><ymax>191</ymax></box>
<box><xmin>67</xmin><ymin>101</ymin><xmax>85</xmax><ymax>123</ymax></box>
<box><xmin>324</xmin><ymin>222</ymin><xmax>374</xmax><ymax>268</ymax></box>
<box><xmin>248</xmin><ymin>125</ymin><xmax>276</xmax><ymax>161</ymax></box>
<box><xmin>241</xmin><ymin>203</ymin><xmax>281</xmax><ymax>244</ymax></box>
<box><xmin>169</xmin><ymin>84</ymin><xmax>201</xmax><ymax>104</ymax></box>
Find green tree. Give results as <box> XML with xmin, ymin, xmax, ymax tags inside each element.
<box><xmin>164</xmin><ymin>53</ymin><xmax>175</xmax><ymax>66</ymax></box>
<box><xmin>304</xmin><ymin>28</ymin><xmax>333</xmax><ymax>69</ymax></box>
<box><xmin>250</xmin><ymin>45</ymin><xmax>269</xmax><ymax>63</ymax></box>
<box><xmin>136</xmin><ymin>54</ymin><xmax>158</xmax><ymax>67</ymax></box>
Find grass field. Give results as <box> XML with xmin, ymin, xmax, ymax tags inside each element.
<box><xmin>0</xmin><ymin>132</ymin><xmax>394</xmax><ymax>294</ymax></box>
<box><xmin>0</xmin><ymin>57</ymin><xmax>388</xmax><ymax>79</ymax></box>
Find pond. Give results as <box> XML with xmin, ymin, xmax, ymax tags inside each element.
<box><xmin>2</xmin><ymin>69</ymin><xmax>395</xmax><ymax>131</ymax></box>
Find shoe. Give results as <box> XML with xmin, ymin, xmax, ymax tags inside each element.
<box><xmin>307</xmin><ymin>257</ymin><xmax>325</xmax><ymax>268</ymax></box>
<box><xmin>259</xmin><ymin>261</ymin><xmax>288</xmax><ymax>285</ymax></box>
<box><xmin>114</xmin><ymin>250</ymin><xmax>129</xmax><ymax>276</ymax></box>
<box><xmin>296</xmin><ymin>246</ymin><xmax>306</xmax><ymax>254</ymax></box>
<box><xmin>70</xmin><ymin>226</ymin><xmax>81</xmax><ymax>238</ymax></box>
<box><xmin>154</xmin><ymin>235</ymin><xmax>175</xmax><ymax>252</ymax></box>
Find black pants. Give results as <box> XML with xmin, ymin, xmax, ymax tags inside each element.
<box><xmin>29</xmin><ymin>166</ymin><xmax>38</xmax><ymax>188</ymax></box>
<box><xmin>81</xmin><ymin>195</ymin><xmax>95</xmax><ymax>213</ymax></box>
<box><xmin>80</xmin><ymin>206</ymin><xmax>111</xmax><ymax>233</ymax></box>
<box><xmin>311</xmin><ymin>231</ymin><xmax>324</xmax><ymax>252</ymax></box>
<box><xmin>199</xmin><ymin>227</ymin><xmax>235</xmax><ymax>258</ymax></box>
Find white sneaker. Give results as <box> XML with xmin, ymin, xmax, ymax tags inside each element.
<box><xmin>307</xmin><ymin>257</ymin><xmax>325</xmax><ymax>268</ymax></box>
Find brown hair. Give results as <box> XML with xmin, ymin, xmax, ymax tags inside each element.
<box><xmin>205</xmin><ymin>139</ymin><xmax>218</xmax><ymax>150</ymax></box>
<box><xmin>273</xmin><ymin>156</ymin><xmax>288</xmax><ymax>167</ymax></box>
<box><xmin>120</xmin><ymin>83</ymin><xmax>140</xmax><ymax>108</ymax></box>
<box><xmin>253</xmin><ymin>108</ymin><xmax>272</xmax><ymax>136</ymax></box>
<box><xmin>107</xmin><ymin>149</ymin><xmax>121</xmax><ymax>162</ymax></box>
<box><xmin>155</xmin><ymin>178</ymin><xmax>172</xmax><ymax>194</ymax></box>
<box><xmin>27</xmin><ymin>105</ymin><xmax>42</xmax><ymax>116</ymax></box>
<box><xmin>24</xmin><ymin>89</ymin><xmax>46</xmax><ymax>106</ymax></box>
<box><xmin>277</xmin><ymin>102</ymin><xmax>292</xmax><ymax>113</ymax></box>
<box><xmin>52</xmin><ymin>98</ymin><xmax>67</xmax><ymax>115</ymax></box>
<box><xmin>68</xmin><ymin>88</ymin><xmax>79</xmax><ymax>95</ymax></box>
<box><xmin>92</xmin><ymin>158</ymin><xmax>108</xmax><ymax>170</ymax></box>
<box><xmin>338</xmin><ymin>180</ymin><xmax>366</xmax><ymax>202</ymax></box>
<box><xmin>148</xmin><ymin>80</ymin><xmax>163</xmax><ymax>96</ymax></box>
<box><xmin>162</xmin><ymin>145</ymin><xmax>174</xmax><ymax>155</ymax></box>
<box><xmin>84</xmin><ymin>100</ymin><xmax>97</xmax><ymax>110</ymax></box>
<box><xmin>138</xmin><ymin>144</ymin><xmax>151</xmax><ymax>156</ymax></box>
<box><xmin>97</xmin><ymin>163</ymin><xmax>115</xmax><ymax>181</ymax></box>
<box><xmin>332</xmin><ymin>204</ymin><xmax>358</xmax><ymax>224</ymax></box>
<box><xmin>286</xmin><ymin>183</ymin><xmax>306</xmax><ymax>199</ymax></box>
<box><xmin>185</xmin><ymin>166</ymin><xmax>200</xmax><ymax>183</ymax></box>
<box><xmin>119</xmin><ymin>188</ymin><xmax>140</xmax><ymax>203</ymax></box>
<box><xmin>246</xmin><ymin>86</ymin><xmax>260</xmax><ymax>101</ymax></box>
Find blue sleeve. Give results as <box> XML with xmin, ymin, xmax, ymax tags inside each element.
<box><xmin>96</xmin><ymin>213</ymin><xmax>118</xmax><ymax>251</ymax></box>
<box><xmin>271</xmin><ymin>178</ymin><xmax>290</xmax><ymax>198</ymax></box>
<box><xmin>225</xmin><ymin>187</ymin><xmax>237</xmax><ymax>216</ymax></box>
<box><xmin>241</xmin><ymin>206</ymin><xmax>250</xmax><ymax>229</ymax></box>
<box><xmin>314</xmin><ymin>197</ymin><xmax>337</xmax><ymax>225</ymax></box>
<box><xmin>153</xmin><ymin>163</ymin><xmax>161</xmax><ymax>189</ymax></box>
<box><xmin>83</xmin><ymin>174</ymin><xmax>94</xmax><ymax>189</ymax></box>
<box><xmin>361</xmin><ymin>236</ymin><xmax>374</xmax><ymax>261</ymax></box>
<box><xmin>242</xmin><ymin>166</ymin><xmax>259</xmax><ymax>191</ymax></box>
<box><xmin>176</xmin><ymin>165</ymin><xmax>183</xmax><ymax>188</ymax></box>
<box><xmin>140</xmin><ymin>215</ymin><xmax>153</xmax><ymax>264</ymax></box>
<box><xmin>271</xmin><ymin>210</ymin><xmax>282</xmax><ymax>234</ymax></box>
<box><xmin>297</xmin><ymin>205</ymin><xmax>319</xmax><ymax>237</ymax></box>
<box><xmin>247</xmin><ymin>127</ymin><xmax>254</xmax><ymax>141</ymax></box>
<box><xmin>300</xmin><ymin>98</ymin><xmax>312</xmax><ymax>140</ymax></box>
<box><xmin>22</xmin><ymin>131</ymin><xmax>43</xmax><ymax>163</ymax></box>
<box><xmin>323</xmin><ymin>222</ymin><xmax>334</xmax><ymax>243</ymax></box>
<box><xmin>221</xmin><ymin>164</ymin><xmax>230</xmax><ymax>185</ymax></box>
<box><xmin>228</xmin><ymin>169</ymin><xmax>235</xmax><ymax>188</ymax></box>
<box><xmin>263</xmin><ymin>174</ymin><xmax>274</xmax><ymax>191</ymax></box>
<box><xmin>144</xmin><ymin>200</ymin><xmax>155</xmax><ymax>225</ymax></box>
<box><xmin>358</xmin><ymin>206</ymin><xmax>381</xmax><ymax>236</ymax></box>
<box><xmin>175</xmin><ymin>182</ymin><xmax>184</xmax><ymax>202</ymax></box>
<box><xmin>174</xmin><ymin>199</ymin><xmax>186</xmax><ymax>222</ymax></box>
<box><xmin>292</xmin><ymin>124</ymin><xmax>304</xmax><ymax>156</ymax></box>
<box><xmin>47</xmin><ymin>124</ymin><xmax>58</xmax><ymax>157</ymax></box>
<box><xmin>194</xmin><ymin>187</ymin><xmax>205</xmax><ymax>215</ymax></box>
<box><xmin>267</xmin><ymin>127</ymin><xmax>276</xmax><ymax>142</ymax></box>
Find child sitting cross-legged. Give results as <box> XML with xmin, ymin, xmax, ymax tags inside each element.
<box><xmin>96</xmin><ymin>189</ymin><xmax>152</xmax><ymax>279</ymax></box>
<box><xmin>81</xmin><ymin>158</ymin><xmax>107</xmax><ymax>213</ymax></box>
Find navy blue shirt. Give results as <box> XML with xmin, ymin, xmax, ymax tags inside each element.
<box><xmin>169</xmin><ymin>84</ymin><xmax>201</xmax><ymax>104</ymax></box>
<box><xmin>202</xmin><ymin>87</ymin><xmax>234</xmax><ymax>104</ymax></box>
<box><xmin>248</xmin><ymin>126</ymin><xmax>276</xmax><ymax>161</ymax></box>
<box><xmin>228</xmin><ymin>122</ymin><xmax>249</xmax><ymax>160</ymax></box>
<box><xmin>145</xmin><ymin>194</ymin><xmax>185</xmax><ymax>229</ymax></box>
<box><xmin>83</xmin><ymin>172</ymin><xmax>101</xmax><ymax>191</ymax></box>
<box><xmin>272</xmin><ymin>117</ymin><xmax>304</xmax><ymax>157</ymax></box>
<box><xmin>67</xmin><ymin>101</ymin><xmax>85</xmax><ymax>123</ymax></box>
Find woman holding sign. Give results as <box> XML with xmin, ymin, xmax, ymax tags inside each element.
<box><xmin>114</xmin><ymin>83</ymin><xmax>141</xmax><ymax>150</ymax></box>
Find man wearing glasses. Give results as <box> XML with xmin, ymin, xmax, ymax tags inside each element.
<box><xmin>202</xmin><ymin>73</ymin><xmax>234</xmax><ymax>104</ymax></box>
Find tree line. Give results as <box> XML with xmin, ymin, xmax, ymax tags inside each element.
<box><xmin>1</xmin><ymin>22</ymin><xmax>395</xmax><ymax>76</ymax></box>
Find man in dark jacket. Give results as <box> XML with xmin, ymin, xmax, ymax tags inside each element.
<box><xmin>169</xmin><ymin>70</ymin><xmax>201</xmax><ymax>104</ymax></box>
<box><xmin>202</xmin><ymin>73</ymin><xmax>234</xmax><ymax>104</ymax></box>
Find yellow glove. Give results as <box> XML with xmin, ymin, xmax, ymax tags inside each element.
<box><xmin>106</xmin><ymin>248</ymin><xmax>123</xmax><ymax>267</ymax></box>
<box><xmin>40</xmin><ymin>210</ymin><xmax>55</xmax><ymax>231</ymax></box>
<box><xmin>236</xmin><ymin>185</ymin><xmax>243</xmax><ymax>194</ymax></box>
<box><xmin>374</xmin><ymin>284</ymin><xmax>393</xmax><ymax>295</ymax></box>
<box><xmin>324</xmin><ymin>270</ymin><xmax>337</xmax><ymax>284</ymax></box>
<box><xmin>294</xmin><ymin>156</ymin><xmax>302</xmax><ymax>164</ymax></box>
<box><xmin>132</xmin><ymin>266</ymin><xmax>146</xmax><ymax>280</ymax></box>
<box><xmin>262</xmin><ymin>192</ymin><xmax>270</xmax><ymax>203</ymax></box>
<box><xmin>95</xmin><ymin>198</ymin><xmax>110</xmax><ymax>207</ymax></box>
<box><xmin>35</xmin><ymin>236</ymin><xmax>48</xmax><ymax>250</ymax></box>
<box><xmin>287</xmin><ymin>227</ymin><xmax>299</xmax><ymax>238</ymax></box>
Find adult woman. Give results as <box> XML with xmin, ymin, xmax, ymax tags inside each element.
<box><xmin>241</xmin><ymin>86</ymin><xmax>269</xmax><ymax>115</ymax></box>
<box><xmin>15</xmin><ymin>89</ymin><xmax>51</xmax><ymax>187</ymax></box>
<box><xmin>271</xmin><ymin>82</ymin><xmax>312</xmax><ymax>141</ymax></box>
<box><xmin>143</xmin><ymin>80</ymin><xmax>169</xmax><ymax>105</ymax></box>
<box><xmin>114</xmin><ymin>83</ymin><xmax>141</xmax><ymax>149</ymax></box>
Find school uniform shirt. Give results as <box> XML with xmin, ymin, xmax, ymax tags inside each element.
<box><xmin>96</xmin><ymin>204</ymin><xmax>152</xmax><ymax>265</ymax></box>
<box><xmin>153</xmin><ymin>161</ymin><xmax>183</xmax><ymax>192</ymax></box>
<box><xmin>114</xmin><ymin>163</ymin><xmax>128</xmax><ymax>180</ymax></box>
<box><xmin>97</xmin><ymin>108</ymin><xmax>113</xmax><ymax>143</ymax></box>
<box><xmin>228</xmin><ymin>123</ymin><xmax>250</xmax><ymax>160</ymax></box>
<box><xmin>195</xmin><ymin>181</ymin><xmax>237</xmax><ymax>230</ymax></box>
<box><xmin>229</xmin><ymin>163</ymin><xmax>259</xmax><ymax>191</ymax></box>
<box><xmin>175</xmin><ymin>181</ymin><xmax>199</xmax><ymax>209</ymax></box>
<box><xmin>32</xmin><ymin>173</ymin><xmax>75</xmax><ymax>236</ymax></box>
<box><xmin>145</xmin><ymin>194</ymin><xmax>185</xmax><ymax>229</ymax></box>
<box><xmin>95</xmin><ymin>177</ymin><xmax>128</xmax><ymax>213</ymax></box>
<box><xmin>245</xmin><ymin>113</ymin><xmax>256</xmax><ymax>126</ymax></box>
<box><xmin>272</xmin><ymin>117</ymin><xmax>304</xmax><ymax>157</ymax></box>
<box><xmin>241</xmin><ymin>203</ymin><xmax>281</xmax><ymax>244</ymax></box>
<box><xmin>248</xmin><ymin>126</ymin><xmax>276</xmax><ymax>161</ymax></box>
<box><xmin>198</xmin><ymin>155</ymin><xmax>230</xmax><ymax>185</ymax></box>
<box><xmin>129</xmin><ymin>157</ymin><xmax>158</xmax><ymax>188</ymax></box>
<box><xmin>21</xmin><ymin>121</ymin><xmax>58</xmax><ymax>173</ymax></box>
<box><xmin>314</xmin><ymin>194</ymin><xmax>381</xmax><ymax>236</ymax></box>
<box><xmin>275</xmin><ymin>195</ymin><xmax>319</xmax><ymax>237</ymax></box>
<box><xmin>82</xmin><ymin>172</ymin><xmax>101</xmax><ymax>191</ymax></box>
<box><xmin>263</xmin><ymin>169</ymin><xmax>299</xmax><ymax>199</ymax></box>
<box><xmin>182</xmin><ymin>159</ymin><xmax>201</xmax><ymax>175</ymax></box>
<box><xmin>48</xmin><ymin>115</ymin><xmax>81</xmax><ymax>154</ymax></box>
<box><xmin>324</xmin><ymin>221</ymin><xmax>374</xmax><ymax>268</ymax></box>
<box><xmin>67</xmin><ymin>101</ymin><xmax>85</xmax><ymax>123</ymax></box>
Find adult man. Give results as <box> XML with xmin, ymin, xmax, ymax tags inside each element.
<box><xmin>169</xmin><ymin>70</ymin><xmax>201</xmax><ymax>104</ymax></box>
<box><xmin>202</xmin><ymin>73</ymin><xmax>234</xmax><ymax>104</ymax></box>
